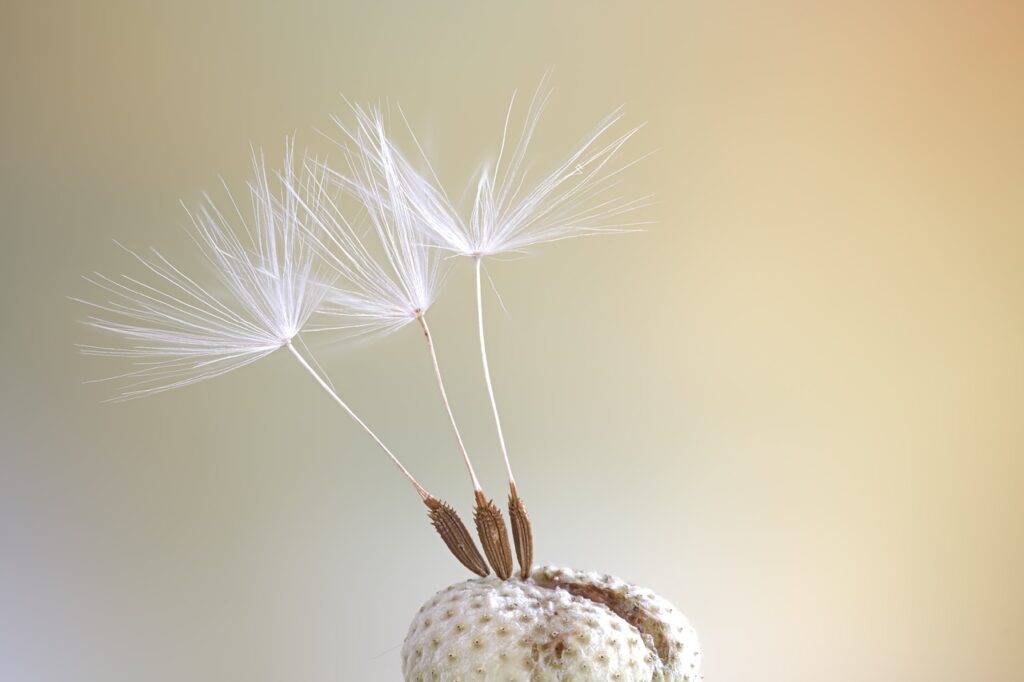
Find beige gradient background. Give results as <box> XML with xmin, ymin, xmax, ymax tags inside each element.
<box><xmin>2</xmin><ymin>1</ymin><xmax>1022</xmax><ymax>680</ymax></box>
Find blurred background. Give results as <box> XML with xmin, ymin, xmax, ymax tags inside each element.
<box><xmin>2</xmin><ymin>1</ymin><xmax>1022</xmax><ymax>680</ymax></box>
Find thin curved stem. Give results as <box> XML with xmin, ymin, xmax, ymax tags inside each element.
<box><xmin>286</xmin><ymin>341</ymin><xmax>429</xmax><ymax>501</ymax></box>
<box><xmin>476</xmin><ymin>256</ymin><xmax>514</xmax><ymax>483</ymax></box>
<box><xmin>417</xmin><ymin>314</ymin><xmax>482</xmax><ymax>492</ymax></box>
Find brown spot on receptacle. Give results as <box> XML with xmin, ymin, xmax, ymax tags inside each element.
<box><xmin>425</xmin><ymin>495</ymin><xmax>490</xmax><ymax>577</ymax></box>
<box><xmin>532</xmin><ymin>571</ymin><xmax>677</xmax><ymax>670</ymax></box>
<box><xmin>473</xmin><ymin>490</ymin><xmax>514</xmax><ymax>579</ymax></box>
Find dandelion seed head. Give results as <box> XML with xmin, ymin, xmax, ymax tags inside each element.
<box><xmin>398</xmin><ymin>75</ymin><xmax>652</xmax><ymax>259</ymax></box>
<box><xmin>296</xmin><ymin>104</ymin><xmax>444</xmax><ymax>338</ymax></box>
<box><xmin>75</xmin><ymin>141</ymin><xmax>331</xmax><ymax>400</ymax></box>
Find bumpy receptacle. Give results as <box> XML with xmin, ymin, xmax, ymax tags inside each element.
<box><xmin>402</xmin><ymin>565</ymin><xmax>703</xmax><ymax>681</ymax></box>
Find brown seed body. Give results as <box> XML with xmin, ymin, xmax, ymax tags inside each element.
<box><xmin>425</xmin><ymin>496</ymin><xmax>489</xmax><ymax>577</ymax></box>
<box><xmin>507</xmin><ymin>481</ymin><xmax>533</xmax><ymax>579</ymax></box>
<box><xmin>473</xmin><ymin>490</ymin><xmax>514</xmax><ymax>579</ymax></box>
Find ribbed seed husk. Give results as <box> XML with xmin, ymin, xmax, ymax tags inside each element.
<box><xmin>508</xmin><ymin>482</ymin><xmax>533</xmax><ymax>579</ymax></box>
<box><xmin>425</xmin><ymin>496</ymin><xmax>490</xmax><ymax>577</ymax></box>
<box><xmin>474</xmin><ymin>490</ymin><xmax>514</xmax><ymax>579</ymax></box>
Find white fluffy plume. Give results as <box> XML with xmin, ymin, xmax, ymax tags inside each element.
<box><xmin>75</xmin><ymin>142</ymin><xmax>331</xmax><ymax>400</ymax></box>
<box><xmin>367</xmin><ymin>78</ymin><xmax>650</xmax><ymax>499</ymax></box>
<box><xmin>296</xmin><ymin>104</ymin><xmax>443</xmax><ymax>337</ymax></box>
<box><xmin>404</xmin><ymin>74</ymin><xmax>650</xmax><ymax>257</ymax></box>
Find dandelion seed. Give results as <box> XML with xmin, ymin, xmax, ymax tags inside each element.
<box><xmin>304</xmin><ymin>104</ymin><xmax>515</xmax><ymax>576</ymax></box>
<box><xmin>398</xmin><ymin>76</ymin><xmax>652</xmax><ymax>578</ymax></box>
<box><xmin>74</xmin><ymin>141</ymin><xmax>487</xmax><ymax>575</ymax></box>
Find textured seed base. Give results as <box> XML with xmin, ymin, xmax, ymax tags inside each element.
<box><xmin>402</xmin><ymin>565</ymin><xmax>702</xmax><ymax>681</ymax></box>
